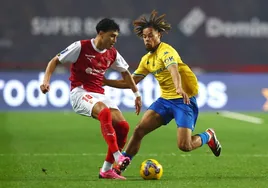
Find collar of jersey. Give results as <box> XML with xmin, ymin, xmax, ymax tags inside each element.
<box><xmin>91</xmin><ymin>39</ymin><xmax>107</xmax><ymax>53</ymax></box>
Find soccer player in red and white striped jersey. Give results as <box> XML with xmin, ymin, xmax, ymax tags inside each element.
<box><xmin>40</xmin><ymin>18</ymin><xmax>142</xmax><ymax>180</ymax></box>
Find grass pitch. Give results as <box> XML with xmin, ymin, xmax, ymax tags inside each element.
<box><xmin>0</xmin><ymin>111</ymin><xmax>267</xmax><ymax>188</ymax></box>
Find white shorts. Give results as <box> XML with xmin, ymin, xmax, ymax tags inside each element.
<box><xmin>70</xmin><ymin>87</ymin><xmax>119</xmax><ymax>117</ymax></box>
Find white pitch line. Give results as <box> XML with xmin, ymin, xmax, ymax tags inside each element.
<box><xmin>219</xmin><ymin>111</ymin><xmax>264</xmax><ymax>124</ymax></box>
<box><xmin>1</xmin><ymin>153</ymin><xmax>268</xmax><ymax>157</ymax></box>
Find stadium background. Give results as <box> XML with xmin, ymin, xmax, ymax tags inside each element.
<box><xmin>0</xmin><ymin>1</ymin><xmax>268</xmax><ymax>188</ymax></box>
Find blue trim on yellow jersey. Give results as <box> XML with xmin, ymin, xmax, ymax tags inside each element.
<box><xmin>133</xmin><ymin>73</ymin><xmax>146</xmax><ymax>77</ymax></box>
<box><xmin>166</xmin><ymin>62</ymin><xmax>177</xmax><ymax>68</ymax></box>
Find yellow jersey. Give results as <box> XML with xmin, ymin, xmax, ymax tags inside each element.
<box><xmin>134</xmin><ymin>42</ymin><xmax>198</xmax><ymax>99</ymax></box>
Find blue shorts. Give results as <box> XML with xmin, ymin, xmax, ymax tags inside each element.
<box><xmin>148</xmin><ymin>97</ymin><xmax>199</xmax><ymax>130</ymax></box>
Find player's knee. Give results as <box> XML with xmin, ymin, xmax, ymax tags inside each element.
<box><xmin>178</xmin><ymin>142</ymin><xmax>192</xmax><ymax>152</ymax></box>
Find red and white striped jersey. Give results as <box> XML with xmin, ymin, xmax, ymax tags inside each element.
<box><xmin>57</xmin><ymin>39</ymin><xmax>129</xmax><ymax>94</ymax></box>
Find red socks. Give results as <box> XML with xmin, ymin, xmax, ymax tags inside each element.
<box><xmin>105</xmin><ymin>120</ymin><xmax>130</xmax><ymax>163</ymax></box>
<box><xmin>114</xmin><ymin>121</ymin><xmax>129</xmax><ymax>150</ymax></box>
<box><xmin>98</xmin><ymin>108</ymin><xmax>119</xmax><ymax>153</ymax></box>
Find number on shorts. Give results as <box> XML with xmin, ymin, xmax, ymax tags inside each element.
<box><xmin>82</xmin><ymin>94</ymin><xmax>93</xmax><ymax>102</ymax></box>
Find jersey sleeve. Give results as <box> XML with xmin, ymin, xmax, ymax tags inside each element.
<box><xmin>160</xmin><ymin>49</ymin><xmax>181</xmax><ymax>68</ymax></box>
<box><xmin>57</xmin><ymin>41</ymin><xmax>81</xmax><ymax>64</ymax></box>
<box><xmin>133</xmin><ymin>57</ymin><xmax>149</xmax><ymax>77</ymax></box>
<box><xmin>110</xmin><ymin>51</ymin><xmax>129</xmax><ymax>72</ymax></box>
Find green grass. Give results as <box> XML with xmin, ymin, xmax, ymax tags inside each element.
<box><xmin>0</xmin><ymin>111</ymin><xmax>268</xmax><ymax>188</ymax></box>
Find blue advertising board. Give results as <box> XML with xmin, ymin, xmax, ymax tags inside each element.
<box><xmin>0</xmin><ymin>72</ymin><xmax>267</xmax><ymax>112</ymax></box>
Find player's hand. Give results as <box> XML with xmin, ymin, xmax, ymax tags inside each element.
<box><xmin>40</xmin><ymin>83</ymin><xmax>50</xmax><ymax>94</ymax></box>
<box><xmin>135</xmin><ymin>96</ymin><xmax>142</xmax><ymax>115</ymax></box>
<box><xmin>176</xmin><ymin>87</ymin><xmax>190</xmax><ymax>104</ymax></box>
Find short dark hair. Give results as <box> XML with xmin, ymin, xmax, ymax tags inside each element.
<box><xmin>133</xmin><ymin>10</ymin><xmax>171</xmax><ymax>37</ymax></box>
<box><xmin>96</xmin><ymin>18</ymin><xmax>120</xmax><ymax>33</ymax></box>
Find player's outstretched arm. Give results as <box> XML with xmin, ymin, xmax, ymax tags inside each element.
<box><xmin>121</xmin><ymin>71</ymin><xmax>142</xmax><ymax>115</ymax></box>
<box><xmin>103</xmin><ymin>74</ymin><xmax>143</xmax><ymax>89</ymax></box>
<box><xmin>103</xmin><ymin>77</ymin><xmax>128</xmax><ymax>88</ymax></box>
<box><xmin>40</xmin><ymin>56</ymin><xmax>61</xmax><ymax>94</ymax></box>
<box><xmin>121</xmin><ymin>70</ymin><xmax>139</xmax><ymax>92</ymax></box>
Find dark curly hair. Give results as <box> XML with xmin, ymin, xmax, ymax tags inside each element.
<box><xmin>96</xmin><ymin>18</ymin><xmax>120</xmax><ymax>33</ymax></box>
<box><xmin>133</xmin><ymin>10</ymin><xmax>171</xmax><ymax>37</ymax></box>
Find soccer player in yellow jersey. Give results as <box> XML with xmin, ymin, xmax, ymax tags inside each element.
<box><xmin>104</xmin><ymin>10</ymin><xmax>222</xmax><ymax>173</ymax></box>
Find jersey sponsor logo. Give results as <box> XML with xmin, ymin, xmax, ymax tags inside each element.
<box><xmin>151</xmin><ymin>67</ymin><xmax>166</xmax><ymax>75</ymax></box>
<box><xmin>164</xmin><ymin>51</ymin><xmax>169</xmax><ymax>55</ymax></box>
<box><xmin>164</xmin><ymin>56</ymin><xmax>175</xmax><ymax>64</ymax></box>
<box><xmin>85</xmin><ymin>54</ymin><xmax>95</xmax><ymax>62</ymax></box>
<box><xmin>85</xmin><ymin>67</ymin><xmax>105</xmax><ymax>75</ymax></box>
<box><xmin>85</xmin><ymin>67</ymin><xmax>93</xmax><ymax>74</ymax></box>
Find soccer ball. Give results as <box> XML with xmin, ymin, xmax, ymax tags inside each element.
<box><xmin>139</xmin><ymin>159</ymin><xmax>163</xmax><ymax>180</ymax></box>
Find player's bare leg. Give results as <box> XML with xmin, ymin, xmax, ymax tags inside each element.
<box><xmin>119</xmin><ymin>110</ymin><xmax>163</xmax><ymax>172</ymax></box>
<box><xmin>177</xmin><ymin>127</ymin><xmax>221</xmax><ymax>157</ymax></box>
<box><xmin>177</xmin><ymin>127</ymin><xmax>203</xmax><ymax>151</ymax></box>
